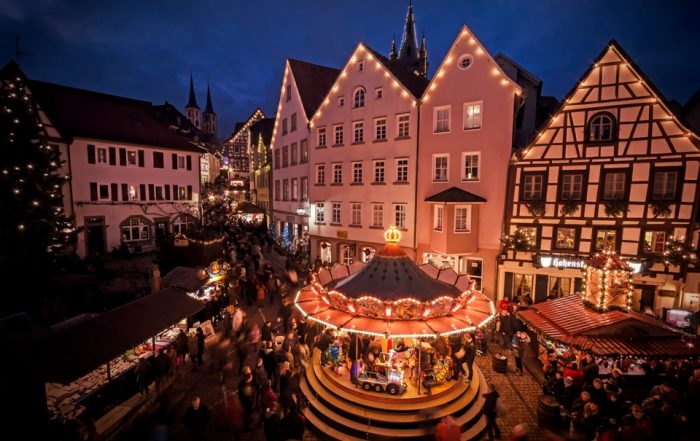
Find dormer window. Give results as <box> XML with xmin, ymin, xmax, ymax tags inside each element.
<box><xmin>587</xmin><ymin>112</ymin><xmax>616</xmax><ymax>142</ymax></box>
<box><xmin>353</xmin><ymin>88</ymin><xmax>366</xmax><ymax>109</ymax></box>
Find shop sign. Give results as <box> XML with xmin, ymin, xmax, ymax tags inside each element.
<box><xmin>230</xmin><ymin>179</ymin><xmax>245</xmax><ymax>187</ymax></box>
<box><xmin>296</xmin><ymin>208</ymin><xmax>307</xmax><ymax>216</ymax></box>
<box><xmin>174</xmin><ymin>237</ymin><xmax>190</xmax><ymax>247</ymax></box>
<box><xmin>539</xmin><ymin>256</ymin><xmax>585</xmax><ymax>269</ymax></box>
<box><xmin>336</xmin><ymin>230</ymin><xmax>348</xmax><ymax>239</ymax></box>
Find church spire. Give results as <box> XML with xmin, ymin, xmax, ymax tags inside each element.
<box><xmin>186</xmin><ymin>74</ymin><xmax>199</xmax><ymax>109</ymax></box>
<box><xmin>419</xmin><ymin>31</ymin><xmax>428</xmax><ymax>77</ymax></box>
<box><xmin>398</xmin><ymin>1</ymin><xmax>421</xmax><ymax>74</ymax></box>
<box><xmin>389</xmin><ymin>34</ymin><xmax>398</xmax><ymax>61</ymax></box>
<box><xmin>204</xmin><ymin>83</ymin><xmax>215</xmax><ymax>114</ymax></box>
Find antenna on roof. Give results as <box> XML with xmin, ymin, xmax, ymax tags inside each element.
<box><xmin>15</xmin><ymin>35</ymin><xmax>32</xmax><ymax>66</ymax></box>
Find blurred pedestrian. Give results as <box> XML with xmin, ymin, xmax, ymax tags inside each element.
<box><xmin>196</xmin><ymin>327</ymin><xmax>205</xmax><ymax>367</ymax></box>
<box><xmin>183</xmin><ymin>396</ymin><xmax>211</xmax><ymax>441</ymax></box>
<box><xmin>482</xmin><ymin>383</ymin><xmax>502</xmax><ymax>440</ymax></box>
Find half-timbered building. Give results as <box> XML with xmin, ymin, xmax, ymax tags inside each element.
<box><xmin>498</xmin><ymin>40</ymin><xmax>700</xmax><ymax>315</ymax></box>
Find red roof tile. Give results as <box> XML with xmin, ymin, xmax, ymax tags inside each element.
<box><xmin>288</xmin><ymin>59</ymin><xmax>340</xmax><ymax>120</ymax></box>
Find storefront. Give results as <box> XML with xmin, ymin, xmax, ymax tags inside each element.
<box><xmin>423</xmin><ymin>253</ymin><xmax>483</xmax><ymax>291</ymax></box>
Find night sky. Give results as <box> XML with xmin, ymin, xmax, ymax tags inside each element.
<box><xmin>1</xmin><ymin>0</ymin><xmax>698</xmax><ymax>138</ymax></box>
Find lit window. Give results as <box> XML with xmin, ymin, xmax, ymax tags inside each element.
<box><xmin>128</xmin><ymin>185</ymin><xmax>138</xmax><ymax>200</ymax></box>
<box><xmin>434</xmin><ymin>106</ymin><xmax>451</xmax><ymax>133</ymax></box>
<box><xmin>595</xmin><ymin>229</ymin><xmax>617</xmax><ymax>252</ymax></box>
<box><xmin>464</xmin><ymin>102</ymin><xmax>482</xmax><ymax>129</ymax></box>
<box><xmin>397</xmin><ymin>114</ymin><xmax>410</xmax><ymax>138</ymax></box>
<box><xmin>643</xmin><ymin>230</ymin><xmax>667</xmax><ymax>254</ymax></box>
<box><xmin>462</xmin><ymin>153</ymin><xmax>479</xmax><ymax>181</ymax></box>
<box><xmin>127</xmin><ymin>150</ymin><xmax>138</xmax><ymax>166</ymax></box>
<box><xmin>96</xmin><ymin>147</ymin><xmax>108</xmax><ymax>164</ymax></box>
<box><xmin>121</xmin><ymin>217</ymin><xmax>150</xmax><ymax>242</ymax></box>
<box><xmin>354</xmin><ymin>88</ymin><xmax>365</xmax><ymax>108</ymax></box>
<box><xmin>555</xmin><ymin>227</ymin><xmax>577</xmax><ymax>249</ymax></box>
<box><xmin>454</xmin><ymin>206</ymin><xmax>471</xmax><ymax>232</ymax></box>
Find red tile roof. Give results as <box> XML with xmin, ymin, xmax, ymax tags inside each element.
<box><xmin>288</xmin><ymin>59</ymin><xmax>340</xmax><ymax>120</ymax></box>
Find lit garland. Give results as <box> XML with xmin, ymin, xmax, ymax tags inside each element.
<box><xmin>661</xmin><ymin>236</ymin><xmax>697</xmax><ymax>269</ymax></box>
<box><xmin>174</xmin><ymin>232</ymin><xmax>224</xmax><ymax>245</ymax></box>
<box><xmin>583</xmin><ymin>251</ymin><xmax>633</xmax><ymax>312</ymax></box>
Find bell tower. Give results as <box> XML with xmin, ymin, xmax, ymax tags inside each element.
<box><xmin>203</xmin><ymin>83</ymin><xmax>216</xmax><ymax>135</ymax></box>
<box><xmin>184</xmin><ymin>74</ymin><xmax>201</xmax><ymax>129</ymax></box>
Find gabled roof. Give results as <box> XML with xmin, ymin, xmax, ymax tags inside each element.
<box><xmin>288</xmin><ymin>59</ymin><xmax>340</xmax><ymax>120</ymax></box>
<box><xmin>365</xmin><ymin>45</ymin><xmax>429</xmax><ymax>98</ymax></box>
<box><xmin>152</xmin><ymin>102</ymin><xmax>222</xmax><ymax>151</ymax></box>
<box><xmin>229</xmin><ymin>108</ymin><xmax>265</xmax><ymax>140</ymax></box>
<box><xmin>425</xmin><ymin>186</ymin><xmax>487</xmax><ymax>203</ymax></box>
<box><xmin>250</xmin><ymin>118</ymin><xmax>275</xmax><ymax>146</ymax></box>
<box><xmin>495</xmin><ymin>52</ymin><xmax>542</xmax><ymax>88</ymax></box>
<box><xmin>26</xmin><ymin>79</ymin><xmax>205</xmax><ymax>152</ymax></box>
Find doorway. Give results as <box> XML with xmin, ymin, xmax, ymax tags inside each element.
<box><xmin>632</xmin><ymin>285</ymin><xmax>656</xmax><ymax>313</ymax></box>
<box><xmin>85</xmin><ymin>216</ymin><xmax>106</xmax><ymax>256</ymax></box>
<box><xmin>155</xmin><ymin>218</ymin><xmax>170</xmax><ymax>241</ymax></box>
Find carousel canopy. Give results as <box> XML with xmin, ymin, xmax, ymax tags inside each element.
<box><xmin>517</xmin><ymin>294</ymin><xmax>699</xmax><ymax>358</ymax></box>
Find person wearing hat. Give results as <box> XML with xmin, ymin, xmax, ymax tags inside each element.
<box><xmin>561</xmin><ymin>375</ymin><xmax>578</xmax><ymax>417</ymax></box>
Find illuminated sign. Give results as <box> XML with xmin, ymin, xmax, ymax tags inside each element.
<box><xmin>230</xmin><ymin>180</ymin><xmax>245</xmax><ymax>187</ymax></box>
<box><xmin>538</xmin><ymin>255</ymin><xmax>642</xmax><ymax>273</ymax></box>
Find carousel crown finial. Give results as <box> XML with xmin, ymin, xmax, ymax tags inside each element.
<box><xmin>384</xmin><ymin>225</ymin><xmax>401</xmax><ymax>243</ymax></box>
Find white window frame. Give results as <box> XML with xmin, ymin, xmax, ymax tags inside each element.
<box><xmin>603</xmin><ymin>171</ymin><xmax>626</xmax><ymax>200</ymax></box>
<box><xmin>432</xmin><ymin>154</ymin><xmax>449</xmax><ymax>182</ymax></box>
<box><xmin>434</xmin><ymin>205</ymin><xmax>444</xmax><ymax>231</ymax></box>
<box><xmin>652</xmin><ymin>170</ymin><xmax>678</xmax><ymax>200</ymax></box>
<box><xmin>352</xmin><ymin>162</ymin><xmax>363</xmax><ymax>184</ymax></box>
<box><xmin>351</xmin><ymin>203</ymin><xmax>362</xmax><ymax>226</ymax></box>
<box><xmin>397</xmin><ymin>114</ymin><xmax>410</xmax><ymax>138</ymax></box>
<box><xmin>454</xmin><ymin>205</ymin><xmax>471</xmax><ymax>233</ymax></box>
<box><xmin>463</xmin><ymin>101</ymin><xmax>482</xmax><ymax>130</ymax></box>
<box><xmin>461</xmin><ymin>152</ymin><xmax>480</xmax><ymax>182</ymax></box>
<box><xmin>375</xmin><ymin>118</ymin><xmax>387</xmax><ymax>140</ymax></box>
<box><xmin>353</xmin><ymin>87</ymin><xmax>366</xmax><ymax>108</ymax></box>
<box><xmin>396</xmin><ymin>158</ymin><xmax>409</xmax><ymax>183</ymax></box>
<box><xmin>333</xmin><ymin>163</ymin><xmax>343</xmax><ymax>184</ymax></box>
<box><xmin>318</xmin><ymin>127</ymin><xmax>326</xmax><ymax>147</ymax></box>
<box><xmin>96</xmin><ymin>147</ymin><xmax>108</xmax><ymax>164</ymax></box>
<box><xmin>121</xmin><ymin>217</ymin><xmax>150</xmax><ymax>242</ymax></box>
<box><xmin>394</xmin><ymin>203</ymin><xmax>407</xmax><ymax>229</ymax></box>
<box><xmin>173</xmin><ymin>215</ymin><xmax>195</xmax><ymax>234</ymax></box>
<box><xmin>315</xmin><ymin>202</ymin><xmax>325</xmax><ymax>223</ymax></box>
<box><xmin>373</xmin><ymin>160</ymin><xmax>385</xmax><ymax>183</ymax></box>
<box><xmin>334</xmin><ymin>124</ymin><xmax>344</xmax><ymax>145</ymax></box>
<box><xmin>353</xmin><ymin>121</ymin><xmax>364</xmax><ymax>143</ymax></box>
<box><xmin>433</xmin><ymin>105</ymin><xmax>451</xmax><ymax>133</ymax></box>
<box><xmin>372</xmin><ymin>203</ymin><xmax>383</xmax><ymax>227</ymax></box>
<box><xmin>332</xmin><ymin>202</ymin><xmax>341</xmax><ymax>224</ymax></box>
<box><xmin>316</xmin><ymin>164</ymin><xmax>326</xmax><ymax>185</ymax></box>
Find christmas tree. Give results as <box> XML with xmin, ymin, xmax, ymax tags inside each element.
<box><xmin>0</xmin><ymin>62</ymin><xmax>75</xmax><ymax>270</ymax></box>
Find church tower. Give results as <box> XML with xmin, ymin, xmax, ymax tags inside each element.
<box><xmin>185</xmin><ymin>74</ymin><xmax>201</xmax><ymax>129</ymax></box>
<box><xmin>203</xmin><ymin>83</ymin><xmax>216</xmax><ymax>135</ymax></box>
<box><xmin>392</xmin><ymin>1</ymin><xmax>428</xmax><ymax>78</ymax></box>
<box><xmin>419</xmin><ymin>32</ymin><xmax>428</xmax><ymax>78</ymax></box>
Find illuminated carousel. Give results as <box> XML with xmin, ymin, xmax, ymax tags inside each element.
<box><xmin>295</xmin><ymin>227</ymin><xmax>496</xmax><ymax>440</ymax></box>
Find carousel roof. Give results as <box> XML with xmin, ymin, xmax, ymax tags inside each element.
<box><xmin>332</xmin><ymin>243</ymin><xmax>462</xmax><ymax>301</ymax></box>
<box><xmin>517</xmin><ymin>294</ymin><xmax>699</xmax><ymax>358</ymax></box>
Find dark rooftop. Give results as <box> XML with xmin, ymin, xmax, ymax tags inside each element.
<box><xmin>425</xmin><ymin>186</ymin><xmax>487</xmax><ymax>203</ymax></box>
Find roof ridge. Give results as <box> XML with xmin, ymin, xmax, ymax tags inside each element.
<box><xmin>29</xmin><ymin>79</ymin><xmax>153</xmax><ymax>107</ymax></box>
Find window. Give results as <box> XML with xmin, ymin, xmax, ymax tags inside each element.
<box><xmin>282</xmin><ymin>118</ymin><xmax>288</xmax><ymax>135</ymax></box>
<box><xmin>433</xmin><ymin>154</ymin><xmax>449</xmax><ymax>182</ymax></box>
<box><xmin>454</xmin><ymin>206</ymin><xmax>471</xmax><ymax>232</ymax></box>
<box><xmin>554</xmin><ymin>227</ymin><xmax>577</xmax><ymax>250</ymax></box>
<box><xmin>434</xmin><ymin>206</ymin><xmax>443</xmax><ymax>231</ymax></box>
<box><xmin>291</xmin><ymin>142</ymin><xmax>298</xmax><ymax>165</ymax></box>
<box><xmin>318</xmin><ymin>128</ymin><xmax>327</xmax><ymax>147</ymax></box>
<box><xmin>334</xmin><ymin>125</ymin><xmax>344</xmax><ymax>145</ymax></box>
<box><xmin>333</xmin><ymin>163</ymin><xmax>343</xmax><ymax>184</ymax></box>
<box><xmin>291</xmin><ymin>113</ymin><xmax>297</xmax><ymax>132</ymax></box>
<box><xmin>285</xmin><ymin>84</ymin><xmax>291</xmax><ymax>102</ymax></box>
<box><xmin>434</xmin><ymin>106</ymin><xmax>451</xmax><ymax>133</ymax></box>
<box><xmin>153</xmin><ymin>152</ymin><xmax>164</xmax><ymax>168</ymax></box>
<box><xmin>352</xmin><ymin>162</ymin><xmax>363</xmax><ymax>184</ymax></box>
<box><xmin>274</xmin><ymin>180</ymin><xmax>280</xmax><ymax>200</ymax></box>
<box><xmin>332</xmin><ymin>202</ymin><xmax>341</xmax><ymax>224</ymax></box>
<box><xmin>396</xmin><ymin>159</ymin><xmax>408</xmax><ymax>183</ymax></box>
<box><xmin>351</xmin><ymin>203</ymin><xmax>362</xmax><ymax>225</ymax></box>
<box><xmin>643</xmin><ymin>230</ymin><xmax>667</xmax><ymax>254</ymax></box>
<box><xmin>178</xmin><ymin>186</ymin><xmax>187</xmax><ymax>200</ymax></box>
<box><xmin>373</xmin><ymin>160</ymin><xmax>385</xmax><ymax>183</ymax></box>
<box><xmin>155</xmin><ymin>186</ymin><xmax>163</xmax><ymax>201</ymax></box>
<box><xmin>177</xmin><ymin>155</ymin><xmax>186</xmax><ymax>169</ymax></box>
<box><xmin>357</xmin><ymin>59</ymin><xmax>364</xmax><ymax>71</ymax></box>
<box><xmin>96</xmin><ymin>147</ymin><xmax>108</xmax><ymax>164</ymax></box>
<box><xmin>300</xmin><ymin>139</ymin><xmax>308</xmax><ymax>163</ymax></box>
<box><xmin>372</xmin><ymin>203</ymin><xmax>383</xmax><ymax>227</ymax></box>
<box><xmin>375</xmin><ymin>87</ymin><xmax>383</xmax><ymax>99</ymax></box>
<box><xmin>127</xmin><ymin>150</ymin><xmax>138</xmax><ymax>166</ymax></box>
<box><xmin>375</xmin><ymin>118</ymin><xmax>387</xmax><ymax>140</ymax></box>
<box><xmin>173</xmin><ymin>215</ymin><xmax>196</xmax><ymax>234</ymax></box>
<box><xmin>316</xmin><ymin>164</ymin><xmax>326</xmax><ymax>185</ymax></box>
<box><xmin>128</xmin><ymin>185</ymin><xmax>138</xmax><ymax>201</ymax></box>
<box><xmin>98</xmin><ymin>184</ymin><xmax>110</xmax><ymax>200</ymax></box>
<box><xmin>121</xmin><ymin>217</ymin><xmax>150</xmax><ymax>242</ymax></box>
<box><xmin>458</xmin><ymin>54</ymin><xmax>473</xmax><ymax>70</ymax></box>
<box><xmin>560</xmin><ymin>172</ymin><xmax>584</xmax><ymax>201</ymax></box>
<box><xmin>300</xmin><ymin>177</ymin><xmax>308</xmax><ymax>200</ymax></box>
<box><xmin>513</xmin><ymin>274</ymin><xmax>534</xmax><ymax>299</ymax></box>
<box><xmin>394</xmin><ymin>204</ymin><xmax>407</xmax><ymax>228</ymax></box>
<box><xmin>338</xmin><ymin>97</ymin><xmax>345</xmax><ymax>107</ymax></box>
<box><xmin>397</xmin><ymin>114</ymin><xmax>410</xmax><ymax>138</ymax></box>
<box><xmin>462</xmin><ymin>153</ymin><xmax>480</xmax><ymax>181</ymax></box>
<box><xmin>602</xmin><ymin>170</ymin><xmax>626</xmax><ymax>200</ymax></box>
<box><xmin>548</xmin><ymin>277</ymin><xmax>572</xmax><ymax>298</ymax></box>
<box><xmin>315</xmin><ymin>203</ymin><xmax>325</xmax><ymax>223</ymax></box>
<box><xmin>282</xmin><ymin>146</ymin><xmax>289</xmax><ymax>167</ymax></box>
<box><xmin>516</xmin><ymin>226</ymin><xmax>539</xmax><ymax>248</ymax></box>
<box><xmin>361</xmin><ymin>247</ymin><xmax>376</xmax><ymax>263</ymax></box>
<box><xmin>282</xmin><ymin>179</ymin><xmax>289</xmax><ymax>201</ymax></box>
<box><xmin>274</xmin><ymin>150</ymin><xmax>280</xmax><ymax>169</ymax></box>
<box><xmin>594</xmin><ymin>229</ymin><xmax>617</xmax><ymax>252</ymax></box>
<box><xmin>652</xmin><ymin>169</ymin><xmax>679</xmax><ymax>200</ymax></box>
<box><xmin>291</xmin><ymin>178</ymin><xmax>298</xmax><ymax>200</ymax></box>
<box><xmin>353</xmin><ymin>88</ymin><xmax>365</xmax><ymax>108</ymax></box>
<box><xmin>587</xmin><ymin>113</ymin><xmax>615</xmax><ymax>142</ymax></box>
<box><xmin>463</xmin><ymin>102</ymin><xmax>482</xmax><ymax>130</ymax></box>
<box><xmin>353</xmin><ymin>121</ymin><xmax>364</xmax><ymax>143</ymax></box>
<box><xmin>522</xmin><ymin>172</ymin><xmax>545</xmax><ymax>200</ymax></box>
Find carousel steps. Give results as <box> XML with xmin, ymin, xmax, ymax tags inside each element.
<box><xmin>461</xmin><ymin>415</ymin><xmax>487</xmax><ymax>441</ymax></box>
<box><xmin>300</xmin><ymin>409</ymin><xmax>367</xmax><ymax>441</ymax></box>
<box><xmin>304</xmin><ymin>356</ymin><xmax>483</xmax><ymax>426</ymax></box>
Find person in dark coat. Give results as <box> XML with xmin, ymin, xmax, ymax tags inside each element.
<box><xmin>278</xmin><ymin>406</ymin><xmax>305</xmax><ymax>440</ymax></box>
<box><xmin>175</xmin><ymin>329</ymin><xmax>189</xmax><ymax>369</ymax></box>
<box><xmin>262</xmin><ymin>321</ymin><xmax>274</xmax><ymax>343</ymax></box>
<box><xmin>221</xmin><ymin>309</ymin><xmax>232</xmax><ymax>340</ymax></box>
<box><xmin>543</xmin><ymin>370</ymin><xmax>565</xmax><ymax>403</ymax></box>
<box><xmin>263</xmin><ymin>401</ymin><xmax>281</xmax><ymax>441</ymax></box>
<box><xmin>238</xmin><ymin>372</ymin><xmax>255</xmax><ymax>431</ymax></box>
<box><xmin>153</xmin><ymin>349</ymin><xmax>171</xmax><ymax>392</ymax></box>
<box><xmin>463</xmin><ymin>334</ymin><xmax>477</xmax><ymax>382</ymax></box>
<box><xmin>196</xmin><ymin>327</ymin><xmax>205</xmax><ymax>366</ymax></box>
<box><xmin>183</xmin><ymin>396</ymin><xmax>211</xmax><ymax>441</ymax></box>
<box><xmin>135</xmin><ymin>357</ymin><xmax>151</xmax><ymax>397</ymax></box>
<box><xmin>482</xmin><ymin>383</ymin><xmax>501</xmax><ymax>440</ymax></box>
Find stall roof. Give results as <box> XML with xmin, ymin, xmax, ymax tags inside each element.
<box><xmin>161</xmin><ymin>266</ymin><xmax>203</xmax><ymax>292</ymax></box>
<box><xmin>39</xmin><ymin>288</ymin><xmax>204</xmax><ymax>384</ymax></box>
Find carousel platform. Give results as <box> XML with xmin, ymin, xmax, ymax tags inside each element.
<box><xmin>301</xmin><ymin>348</ymin><xmax>487</xmax><ymax>441</ymax></box>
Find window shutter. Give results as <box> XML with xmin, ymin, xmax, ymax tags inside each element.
<box><xmin>173</xmin><ymin>185</ymin><xmax>179</xmax><ymax>200</ymax></box>
<box><xmin>90</xmin><ymin>182</ymin><xmax>98</xmax><ymax>201</ymax></box>
<box><xmin>138</xmin><ymin>150</ymin><xmax>145</xmax><ymax>167</ymax></box>
<box><xmin>121</xmin><ymin>183</ymin><xmax>128</xmax><ymax>201</ymax></box>
<box><xmin>165</xmin><ymin>185</ymin><xmax>171</xmax><ymax>200</ymax></box>
<box><xmin>503</xmin><ymin>272</ymin><xmax>514</xmax><ymax>299</ymax></box>
<box><xmin>110</xmin><ymin>183</ymin><xmax>118</xmax><ymax>201</ymax></box>
<box><xmin>119</xmin><ymin>148</ymin><xmax>126</xmax><ymax>166</ymax></box>
<box><xmin>109</xmin><ymin>147</ymin><xmax>116</xmax><ymax>165</ymax></box>
<box><xmin>187</xmin><ymin>185</ymin><xmax>193</xmax><ymax>200</ymax></box>
<box><xmin>186</xmin><ymin>155</ymin><xmax>192</xmax><ymax>170</ymax></box>
<box><xmin>148</xmin><ymin>184</ymin><xmax>155</xmax><ymax>200</ymax></box>
<box><xmin>172</xmin><ymin>153</ymin><xmax>178</xmax><ymax>169</ymax></box>
<box><xmin>153</xmin><ymin>152</ymin><xmax>163</xmax><ymax>168</ymax></box>
<box><xmin>535</xmin><ymin>275</ymin><xmax>549</xmax><ymax>304</ymax></box>
<box><xmin>139</xmin><ymin>184</ymin><xmax>146</xmax><ymax>201</ymax></box>
<box><xmin>87</xmin><ymin>144</ymin><xmax>96</xmax><ymax>164</ymax></box>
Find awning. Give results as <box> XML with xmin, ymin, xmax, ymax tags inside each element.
<box><xmin>424</xmin><ymin>186</ymin><xmax>487</xmax><ymax>203</ymax></box>
<box><xmin>39</xmin><ymin>288</ymin><xmax>204</xmax><ymax>384</ymax></box>
<box><xmin>161</xmin><ymin>266</ymin><xmax>203</xmax><ymax>292</ymax></box>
